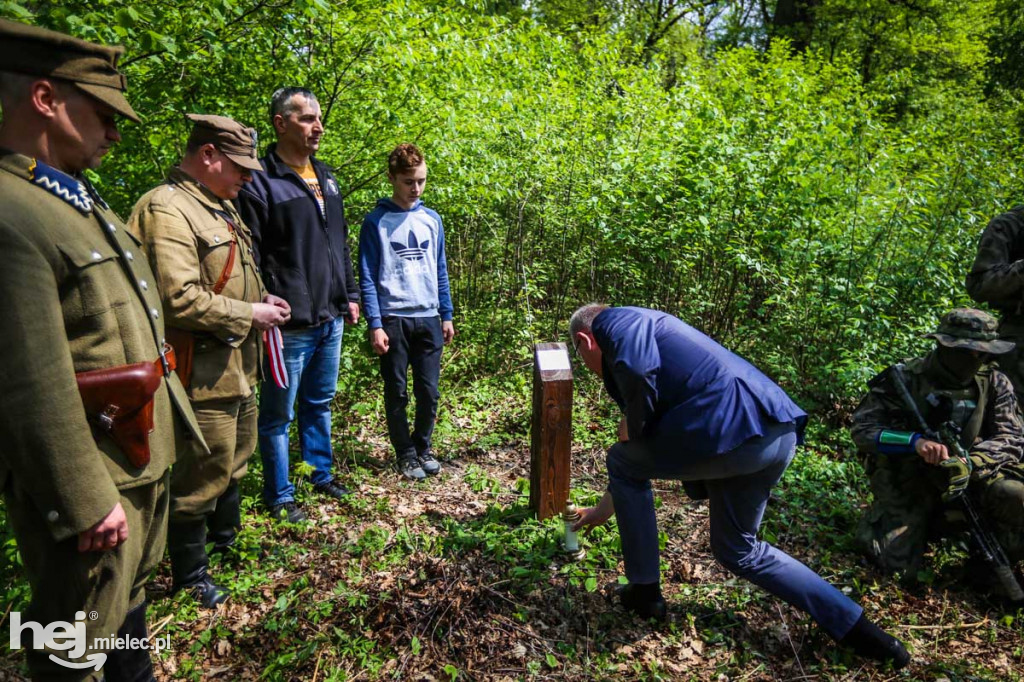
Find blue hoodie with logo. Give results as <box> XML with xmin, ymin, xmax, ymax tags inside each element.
<box><xmin>358</xmin><ymin>198</ymin><xmax>454</xmax><ymax>329</ymax></box>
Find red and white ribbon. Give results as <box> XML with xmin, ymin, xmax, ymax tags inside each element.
<box><xmin>263</xmin><ymin>327</ymin><xmax>289</xmax><ymax>389</ymax></box>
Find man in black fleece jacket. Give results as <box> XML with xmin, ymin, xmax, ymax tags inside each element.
<box><xmin>237</xmin><ymin>87</ymin><xmax>359</xmax><ymax>522</ymax></box>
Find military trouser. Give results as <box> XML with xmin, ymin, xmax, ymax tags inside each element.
<box><xmin>978</xmin><ymin>474</ymin><xmax>1024</xmax><ymax>563</ymax></box>
<box><xmin>858</xmin><ymin>454</ymin><xmax>1024</xmax><ymax>573</ymax></box>
<box><xmin>169</xmin><ymin>391</ymin><xmax>256</xmax><ymax>522</ymax></box>
<box><xmin>4</xmin><ymin>473</ymin><xmax>169</xmax><ymax>682</ymax></box>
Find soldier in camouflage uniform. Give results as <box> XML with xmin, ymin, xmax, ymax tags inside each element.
<box><xmin>967</xmin><ymin>206</ymin><xmax>1024</xmax><ymax>397</ymax></box>
<box><xmin>851</xmin><ymin>308</ymin><xmax>1024</xmax><ymax>582</ymax></box>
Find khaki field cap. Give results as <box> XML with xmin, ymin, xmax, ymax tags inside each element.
<box><xmin>186</xmin><ymin>113</ymin><xmax>262</xmax><ymax>171</ymax></box>
<box><xmin>0</xmin><ymin>18</ymin><xmax>140</xmax><ymax>122</ymax></box>
<box><xmin>925</xmin><ymin>308</ymin><xmax>1015</xmax><ymax>355</ymax></box>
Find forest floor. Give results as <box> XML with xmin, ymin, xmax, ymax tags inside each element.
<box><xmin>2</xmin><ymin>371</ymin><xmax>1023</xmax><ymax>681</ymax></box>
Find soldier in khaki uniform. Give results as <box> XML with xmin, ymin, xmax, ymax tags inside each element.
<box><xmin>851</xmin><ymin>309</ymin><xmax>1024</xmax><ymax>585</ymax></box>
<box><xmin>130</xmin><ymin>115</ymin><xmax>290</xmax><ymax>607</ymax></box>
<box><xmin>0</xmin><ymin>19</ymin><xmax>203</xmax><ymax>682</ymax></box>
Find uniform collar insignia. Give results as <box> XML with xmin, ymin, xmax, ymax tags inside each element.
<box><xmin>29</xmin><ymin>159</ymin><xmax>93</xmax><ymax>215</ymax></box>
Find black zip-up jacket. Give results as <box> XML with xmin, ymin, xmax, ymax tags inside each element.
<box><xmin>235</xmin><ymin>144</ymin><xmax>359</xmax><ymax>329</ymax></box>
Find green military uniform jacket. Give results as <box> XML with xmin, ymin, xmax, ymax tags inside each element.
<box><xmin>851</xmin><ymin>355</ymin><xmax>1024</xmax><ymax>477</ymax></box>
<box><xmin>966</xmin><ymin>207</ymin><xmax>1024</xmax><ymax>399</ymax></box>
<box><xmin>967</xmin><ymin>206</ymin><xmax>1024</xmax><ymax>334</ymax></box>
<box><xmin>129</xmin><ymin>168</ymin><xmax>265</xmax><ymax>403</ymax></box>
<box><xmin>0</xmin><ymin>151</ymin><xmax>203</xmax><ymax>542</ymax></box>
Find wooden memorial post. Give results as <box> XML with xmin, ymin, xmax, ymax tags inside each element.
<box><xmin>529</xmin><ymin>342</ymin><xmax>573</xmax><ymax>520</ymax></box>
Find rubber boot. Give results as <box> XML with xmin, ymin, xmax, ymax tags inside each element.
<box><xmin>838</xmin><ymin>613</ymin><xmax>911</xmax><ymax>669</ymax></box>
<box><xmin>102</xmin><ymin>601</ymin><xmax>156</xmax><ymax>682</ymax></box>
<box><xmin>207</xmin><ymin>482</ymin><xmax>241</xmax><ymax>556</ymax></box>
<box><xmin>167</xmin><ymin>518</ymin><xmax>228</xmax><ymax>608</ymax></box>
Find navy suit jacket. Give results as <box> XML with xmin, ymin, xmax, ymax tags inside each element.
<box><xmin>593</xmin><ymin>307</ymin><xmax>807</xmax><ymax>455</ymax></box>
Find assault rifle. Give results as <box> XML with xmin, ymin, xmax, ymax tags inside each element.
<box><xmin>888</xmin><ymin>364</ymin><xmax>1024</xmax><ymax>603</ymax></box>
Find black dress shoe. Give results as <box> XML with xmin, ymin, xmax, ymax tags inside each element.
<box><xmin>839</xmin><ymin>613</ymin><xmax>911</xmax><ymax>669</ymax></box>
<box><xmin>616</xmin><ymin>582</ymin><xmax>668</xmax><ymax>621</ymax></box>
<box><xmin>314</xmin><ymin>480</ymin><xmax>351</xmax><ymax>499</ymax></box>
<box><xmin>269</xmin><ymin>501</ymin><xmax>306</xmax><ymax>523</ymax></box>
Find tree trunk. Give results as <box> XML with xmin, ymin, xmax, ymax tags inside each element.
<box><xmin>771</xmin><ymin>0</ymin><xmax>819</xmax><ymax>52</ymax></box>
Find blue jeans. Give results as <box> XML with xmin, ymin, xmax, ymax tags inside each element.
<box><xmin>258</xmin><ymin>317</ymin><xmax>343</xmax><ymax>506</ymax></box>
<box><xmin>607</xmin><ymin>420</ymin><xmax>863</xmax><ymax>640</ymax></box>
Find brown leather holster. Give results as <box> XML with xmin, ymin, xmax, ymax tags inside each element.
<box><xmin>75</xmin><ymin>346</ymin><xmax>177</xmax><ymax>468</ymax></box>
<box><xmin>165</xmin><ymin>327</ymin><xmax>194</xmax><ymax>389</ymax></box>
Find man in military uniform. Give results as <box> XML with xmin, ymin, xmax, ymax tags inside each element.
<box><xmin>130</xmin><ymin>115</ymin><xmax>291</xmax><ymax>608</ymax></box>
<box><xmin>967</xmin><ymin>206</ymin><xmax>1024</xmax><ymax>397</ymax></box>
<box><xmin>851</xmin><ymin>308</ymin><xmax>1024</xmax><ymax>586</ymax></box>
<box><xmin>0</xmin><ymin>19</ymin><xmax>202</xmax><ymax>681</ymax></box>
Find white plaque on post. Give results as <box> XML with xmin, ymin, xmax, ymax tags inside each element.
<box><xmin>536</xmin><ymin>347</ymin><xmax>571</xmax><ymax>372</ymax></box>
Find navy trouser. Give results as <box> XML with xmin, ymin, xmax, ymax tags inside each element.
<box><xmin>607</xmin><ymin>420</ymin><xmax>863</xmax><ymax>640</ymax></box>
<box><xmin>379</xmin><ymin>315</ymin><xmax>443</xmax><ymax>459</ymax></box>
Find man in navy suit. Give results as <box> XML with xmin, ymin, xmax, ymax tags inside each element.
<box><xmin>570</xmin><ymin>304</ymin><xmax>909</xmax><ymax>669</ymax></box>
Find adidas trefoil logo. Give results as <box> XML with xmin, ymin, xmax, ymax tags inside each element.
<box><xmin>390</xmin><ymin>230</ymin><xmax>430</xmax><ymax>261</ymax></box>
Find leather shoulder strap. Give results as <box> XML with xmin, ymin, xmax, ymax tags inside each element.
<box><xmin>211</xmin><ymin>211</ymin><xmax>237</xmax><ymax>295</ymax></box>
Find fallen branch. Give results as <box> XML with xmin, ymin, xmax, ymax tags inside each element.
<box><xmin>149</xmin><ymin>613</ymin><xmax>174</xmax><ymax>638</ymax></box>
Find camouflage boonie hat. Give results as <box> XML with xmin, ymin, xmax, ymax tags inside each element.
<box><xmin>925</xmin><ymin>308</ymin><xmax>1014</xmax><ymax>354</ymax></box>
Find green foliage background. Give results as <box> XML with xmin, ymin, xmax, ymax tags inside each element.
<box><xmin>1</xmin><ymin>0</ymin><xmax>1021</xmax><ymax>418</ymax></box>
<box><xmin>2</xmin><ymin>2</ymin><xmax>1024</xmax><ymax>678</ymax></box>
<box><xmin>5</xmin><ymin>0</ymin><xmax>1021</xmax><ymax>419</ymax></box>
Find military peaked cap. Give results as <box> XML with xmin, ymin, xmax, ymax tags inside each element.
<box><xmin>186</xmin><ymin>114</ymin><xmax>262</xmax><ymax>171</ymax></box>
<box><xmin>0</xmin><ymin>18</ymin><xmax>139</xmax><ymax>122</ymax></box>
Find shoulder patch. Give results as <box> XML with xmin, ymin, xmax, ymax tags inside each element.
<box><xmin>29</xmin><ymin>159</ymin><xmax>93</xmax><ymax>215</ymax></box>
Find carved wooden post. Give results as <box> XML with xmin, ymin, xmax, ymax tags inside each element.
<box><xmin>530</xmin><ymin>342</ymin><xmax>573</xmax><ymax>520</ymax></box>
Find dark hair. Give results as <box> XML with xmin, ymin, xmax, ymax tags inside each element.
<box><xmin>0</xmin><ymin>71</ymin><xmax>49</xmax><ymax>109</ymax></box>
<box><xmin>269</xmin><ymin>87</ymin><xmax>317</xmax><ymax>124</ymax></box>
<box><xmin>388</xmin><ymin>143</ymin><xmax>424</xmax><ymax>175</ymax></box>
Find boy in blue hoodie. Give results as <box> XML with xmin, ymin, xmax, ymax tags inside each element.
<box><xmin>359</xmin><ymin>144</ymin><xmax>455</xmax><ymax>480</ymax></box>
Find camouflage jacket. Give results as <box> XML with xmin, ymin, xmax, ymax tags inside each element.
<box><xmin>966</xmin><ymin>206</ymin><xmax>1024</xmax><ymax>334</ymax></box>
<box><xmin>851</xmin><ymin>355</ymin><xmax>1024</xmax><ymax>479</ymax></box>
